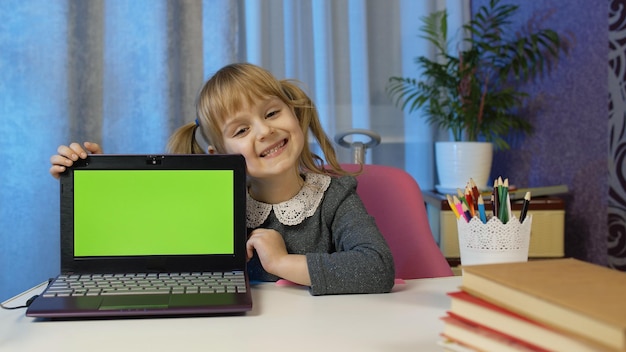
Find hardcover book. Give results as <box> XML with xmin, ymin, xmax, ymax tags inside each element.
<box><xmin>441</xmin><ymin>315</ymin><xmax>546</xmax><ymax>352</ymax></box>
<box><xmin>460</xmin><ymin>258</ymin><xmax>626</xmax><ymax>351</ymax></box>
<box><xmin>448</xmin><ymin>291</ymin><xmax>610</xmax><ymax>351</ymax></box>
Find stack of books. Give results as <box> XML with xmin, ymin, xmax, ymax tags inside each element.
<box><xmin>439</xmin><ymin>258</ymin><xmax>626</xmax><ymax>352</ymax></box>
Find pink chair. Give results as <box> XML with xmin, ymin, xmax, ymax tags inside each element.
<box><xmin>342</xmin><ymin>164</ymin><xmax>453</xmax><ymax>279</ymax></box>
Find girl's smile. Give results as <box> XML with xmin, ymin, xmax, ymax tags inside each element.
<box><xmin>260</xmin><ymin>139</ymin><xmax>287</xmax><ymax>158</ymax></box>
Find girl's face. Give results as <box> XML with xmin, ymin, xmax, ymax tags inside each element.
<box><xmin>219</xmin><ymin>96</ymin><xmax>304</xmax><ymax>180</ymax></box>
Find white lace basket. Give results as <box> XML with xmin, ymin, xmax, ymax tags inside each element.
<box><xmin>457</xmin><ymin>215</ymin><xmax>532</xmax><ymax>266</ymax></box>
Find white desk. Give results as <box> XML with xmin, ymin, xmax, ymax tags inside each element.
<box><xmin>1</xmin><ymin>276</ymin><xmax>461</xmax><ymax>352</ymax></box>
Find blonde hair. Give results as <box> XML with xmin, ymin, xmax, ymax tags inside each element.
<box><xmin>166</xmin><ymin>122</ymin><xmax>206</xmax><ymax>154</ymax></box>
<box><xmin>167</xmin><ymin>63</ymin><xmax>357</xmax><ymax>176</ymax></box>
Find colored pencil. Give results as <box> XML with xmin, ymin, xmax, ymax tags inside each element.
<box><xmin>461</xmin><ymin>202</ymin><xmax>472</xmax><ymax>223</ymax></box>
<box><xmin>492</xmin><ymin>179</ymin><xmax>499</xmax><ymax>219</ymax></box>
<box><xmin>477</xmin><ymin>196</ymin><xmax>487</xmax><ymax>223</ymax></box>
<box><xmin>469</xmin><ymin>178</ymin><xmax>480</xmax><ymax>202</ymax></box>
<box><xmin>498</xmin><ymin>178</ymin><xmax>509</xmax><ymax>223</ymax></box>
<box><xmin>519</xmin><ymin>191</ymin><xmax>531</xmax><ymax>223</ymax></box>
<box><xmin>453</xmin><ymin>195</ymin><xmax>468</xmax><ymax>222</ymax></box>
<box><xmin>446</xmin><ymin>194</ymin><xmax>461</xmax><ymax>219</ymax></box>
<box><xmin>457</xmin><ymin>189</ymin><xmax>469</xmax><ymax>208</ymax></box>
<box><xmin>465</xmin><ymin>186</ymin><xmax>475</xmax><ymax>217</ymax></box>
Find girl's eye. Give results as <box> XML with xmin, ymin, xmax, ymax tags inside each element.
<box><xmin>233</xmin><ymin>127</ymin><xmax>248</xmax><ymax>137</ymax></box>
<box><xmin>266</xmin><ymin>110</ymin><xmax>279</xmax><ymax>119</ymax></box>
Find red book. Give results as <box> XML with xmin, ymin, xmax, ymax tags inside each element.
<box><xmin>441</xmin><ymin>314</ymin><xmax>547</xmax><ymax>352</ymax></box>
<box><xmin>447</xmin><ymin>291</ymin><xmax>611</xmax><ymax>352</ymax></box>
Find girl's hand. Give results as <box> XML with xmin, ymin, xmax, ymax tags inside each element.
<box><xmin>246</xmin><ymin>228</ymin><xmax>289</xmax><ymax>268</ymax></box>
<box><xmin>247</xmin><ymin>228</ymin><xmax>311</xmax><ymax>286</ymax></box>
<box><xmin>49</xmin><ymin>142</ymin><xmax>103</xmax><ymax>179</ymax></box>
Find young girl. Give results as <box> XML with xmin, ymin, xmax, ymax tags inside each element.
<box><xmin>50</xmin><ymin>63</ymin><xmax>395</xmax><ymax>295</ymax></box>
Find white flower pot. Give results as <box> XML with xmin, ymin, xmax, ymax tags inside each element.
<box><xmin>435</xmin><ymin>141</ymin><xmax>493</xmax><ymax>192</ymax></box>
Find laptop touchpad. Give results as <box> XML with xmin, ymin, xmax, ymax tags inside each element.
<box><xmin>99</xmin><ymin>296</ymin><xmax>169</xmax><ymax>311</ymax></box>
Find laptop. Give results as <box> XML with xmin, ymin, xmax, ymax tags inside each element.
<box><xmin>26</xmin><ymin>154</ymin><xmax>252</xmax><ymax>318</ymax></box>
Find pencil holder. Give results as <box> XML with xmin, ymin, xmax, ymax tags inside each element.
<box><xmin>457</xmin><ymin>215</ymin><xmax>532</xmax><ymax>267</ymax></box>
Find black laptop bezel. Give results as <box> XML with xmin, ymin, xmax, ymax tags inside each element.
<box><xmin>59</xmin><ymin>154</ymin><xmax>248</xmax><ymax>274</ymax></box>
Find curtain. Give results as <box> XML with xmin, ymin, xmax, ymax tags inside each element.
<box><xmin>0</xmin><ymin>0</ymin><xmax>466</xmax><ymax>300</ymax></box>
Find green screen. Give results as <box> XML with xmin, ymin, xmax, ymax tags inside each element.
<box><xmin>73</xmin><ymin>170</ymin><xmax>234</xmax><ymax>257</ymax></box>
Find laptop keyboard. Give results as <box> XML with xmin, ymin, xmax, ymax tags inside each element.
<box><xmin>42</xmin><ymin>271</ymin><xmax>247</xmax><ymax>297</ymax></box>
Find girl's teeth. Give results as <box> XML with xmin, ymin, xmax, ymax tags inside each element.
<box><xmin>263</xmin><ymin>141</ymin><xmax>284</xmax><ymax>156</ymax></box>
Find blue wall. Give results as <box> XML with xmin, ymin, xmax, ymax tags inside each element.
<box><xmin>473</xmin><ymin>0</ymin><xmax>609</xmax><ymax>265</ymax></box>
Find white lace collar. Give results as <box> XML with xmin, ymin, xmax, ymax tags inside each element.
<box><xmin>246</xmin><ymin>173</ymin><xmax>331</xmax><ymax>228</ymax></box>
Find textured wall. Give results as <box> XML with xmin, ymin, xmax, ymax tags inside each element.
<box><xmin>472</xmin><ymin>0</ymin><xmax>610</xmax><ymax>265</ymax></box>
<box><xmin>608</xmin><ymin>0</ymin><xmax>626</xmax><ymax>270</ymax></box>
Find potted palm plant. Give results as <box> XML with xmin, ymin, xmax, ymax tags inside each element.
<box><xmin>386</xmin><ymin>0</ymin><xmax>569</xmax><ymax>190</ymax></box>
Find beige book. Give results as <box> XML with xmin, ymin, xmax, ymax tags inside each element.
<box><xmin>460</xmin><ymin>258</ymin><xmax>626</xmax><ymax>352</ymax></box>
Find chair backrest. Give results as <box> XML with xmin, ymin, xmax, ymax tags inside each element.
<box><xmin>342</xmin><ymin>164</ymin><xmax>453</xmax><ymax>279</ymax></box>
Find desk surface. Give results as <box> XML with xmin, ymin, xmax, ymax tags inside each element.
<box><xmin>0</xmin><ymin>276</ymin><xmax>460</xmax><ymax>352</ymax></box>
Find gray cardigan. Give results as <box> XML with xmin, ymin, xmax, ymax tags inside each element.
<box><xmin>247</xmin><ymin>175</ymin><xmax>395</xmax><ymax>295</ymax></box>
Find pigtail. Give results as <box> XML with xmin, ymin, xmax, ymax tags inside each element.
<box><xmin>166</xmin><ymin>122</ymin><xmax>206</xmax><ymax>154</ymax></box>
<box><xmin>280</xmin><ymin>80</ymin><xmax>360</xmax><ymax>177</ymax></box>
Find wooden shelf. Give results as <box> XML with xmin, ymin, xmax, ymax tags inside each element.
<box><xmin>422</xmin><ymin>190</ymin><xmax>566</xmax><ymax>262</ymax></box>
